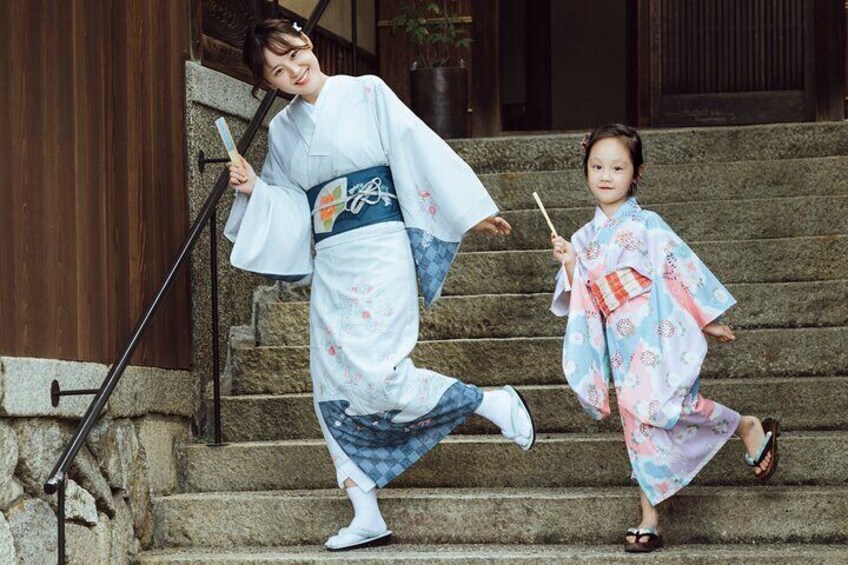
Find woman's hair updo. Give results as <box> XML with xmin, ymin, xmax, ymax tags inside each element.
<box><xmin>242</xmin><ymin>18</ymin><xmax>311</xmax><ymax>98</ymax></box>
<box><xmin>580</xmin><ymin>123</ymin><xmax>645</xmax><ymax>196</ymax></box>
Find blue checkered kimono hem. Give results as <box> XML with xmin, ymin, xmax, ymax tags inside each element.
<box><xmin>319</xmin><ymin>381</ymin><xmax>484</xmax><ymax>487</ymax></box>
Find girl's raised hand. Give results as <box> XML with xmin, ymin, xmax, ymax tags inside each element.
<box><xmin>229</xmin><ymin>155</ymin><xmax>257</xmax><ymax>196</ymax></box>
<box><xmin>551</xmin><ymin>234</ymin><xmax>575</xmax><ymax>267</ymax></box>
<box><xmin>703</xmin><ymin>322</ymin><xmax>736</xmax><ymax>343</ymax></box>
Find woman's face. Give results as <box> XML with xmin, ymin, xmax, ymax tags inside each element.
<box><xmin>586</xmin><ymin>137</ymin><xmax>637</xmax><ymax>213</ymax></box>
<box><xmin>263</xmin><ymin>34</ymin><xmax>326</xmax><ymax>102</ymax></box>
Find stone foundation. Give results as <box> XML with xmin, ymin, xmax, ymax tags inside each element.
<box><xmin>0</xmin><ymin>357</ymin><xmax>197</xmax><ymax>564</ymax></box>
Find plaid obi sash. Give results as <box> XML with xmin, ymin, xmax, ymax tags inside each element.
<box><xmin>589</xmin><ymin>268</ymin><xmax>652</xmax><ymax>317</ymax></box>
<box><xmin>307</xmin><ymin>166</ymin><xmax>402</xmax><ymax>243</ymax></box>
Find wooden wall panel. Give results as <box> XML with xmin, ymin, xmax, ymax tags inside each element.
<box><xmin>0</xmin><ymin>1</ymin><xmax>193</xmax><ymax>368</ymax></box>
<box><xmin>646</xmin><ymin>0</ymin><xmax>844</xmax><ymax>125</ymax></box>
<box><xmin>660</xmin><ymin>0</ymin><xmax>806</xmax><ymax>95</ymax></box>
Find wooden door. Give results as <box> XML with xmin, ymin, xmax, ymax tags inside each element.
<box><xmin>639</xmin><ymin>0</ymin><xmax>844</xmax><ymax>126</ymax></box>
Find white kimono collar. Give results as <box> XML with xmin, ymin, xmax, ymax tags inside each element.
<box><xmin>288</xmin><ymin>76</ymin><xmax>337</xmax><ymax>157</ymax></box>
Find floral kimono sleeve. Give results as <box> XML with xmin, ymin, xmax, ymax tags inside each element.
<box><xmin>550</xmin><ymin>265</ymin><xmax>572</xmax><ymax>317</ymax></box>
<box><xmin>368</xmin><ymin>75</ymin><xmax>498</xmax><ymax>306</ymax></box>
<box><xmin>561</xmin><ymin>261</ymin><xmax>612</xmax><ymax>421</ymax></box>
<box><xmin>645</xmin><ymin>213</ymin><xmax>736</xmax><ymax>328</ymax></box>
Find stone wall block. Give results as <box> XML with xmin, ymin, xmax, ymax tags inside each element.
<box><xmin>135</xmin><ymin>417</ymin><xmax>190</xmax><ymax>496</ymax></box>
<box><xmin>0</xmin><ymin>357</ymin><xmax>106</xmax><ymax>418</ymax></box>
<box><xmin>0</xmin><ymin>512</ymin><xmax>17</xmax><ymax>564</ymax></box>
<box><xmin>88</xmin><ymin>418</ymin><xmax>141</xmax><ymax>492</ymax></box>
<box><xmin>0</xmin><ymin>478</ymin><xmax>24</xmax><ymax>511</ymax></box>
<box><xmin>66</xmin><ymin>521</ymin><xmax>97</xmax><ymax>565</ymax></box>
<box><xmin>0</xmin><ymin>422</ymin><xmax>18</xmax><ymax>480</ymax></box>
<box><xmin>6</xmin><ymin>497</ymin><xmax>56</xmax><ymax>564</ymax></box>
<box><xmin>93</xmin><ymin>511</ymin><xmax>112</xmax><ymax>565</ymax></box>
<box><xmin>0</xmin><ymin>420</ymin><xmax>22</xmax><ymax>511</ymax></box>
<box><xmin>128</xmin><ymin>466</ymin><xmax>153</xmax><ymax>549</ymax></box>
<box><xmin>108</xmin><ymin>496</ymin><xmax>138</xmax><ymax>565</ymax></box>
<box><xmin>111</xmin><ymin>366</ymin><xmax>198</xmax><ymax>420</ymax></box>
<box><xmin>64</xmin><ymin>480</ymin><xmax>98</xmax><ymax>527</ymax></box>
<box><xmin>12</xmin><ymin>420</ymin><xmax>115</xmax><ymax>517</ymax></box>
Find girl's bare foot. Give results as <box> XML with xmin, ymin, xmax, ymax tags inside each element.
<box><xmin>736</xmin><ymin>416</ymin><xmax>773</xmax><ymax>476</ymax></box>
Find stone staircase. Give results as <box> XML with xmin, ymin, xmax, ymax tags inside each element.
<box><xmin>140</xmin><ymin>123</ymin><xmax>848</xmax><ymax>564</ymax></box>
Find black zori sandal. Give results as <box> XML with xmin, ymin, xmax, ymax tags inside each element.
<box><xmin>624</xmin><ymin>528</ymin><xmax>663</xmax><ymax>553</ymax></box>
<box><xmin>744</xmin><ymin>417</ymin><xmax>781</xmax><ymax>482</ymax></box>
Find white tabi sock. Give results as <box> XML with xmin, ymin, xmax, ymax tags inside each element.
<box><xmin>475</xmin><ymin>389</ymin><xmax>532</xmax><ymax>448</ymax></box>
<box><xmin>346</xmin><ymin>485</ymin><xmax>387</xmax><ymax>533</ymax></box>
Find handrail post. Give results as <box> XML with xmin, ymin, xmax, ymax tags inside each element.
<box><xmin>210</xmin><ymin>207</ymin><xmax>224</xmax><ymax>446</ymax></box>
<box><xmin>57</xmin><ymin>476</ymin><xmax>66</xmax><ymax>565</ymax></box>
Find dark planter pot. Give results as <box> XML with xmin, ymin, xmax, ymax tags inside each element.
<box><xmin>410</xmin><ymin>66</ymin><xmax>468</xmax><ymax>139</ymax></box>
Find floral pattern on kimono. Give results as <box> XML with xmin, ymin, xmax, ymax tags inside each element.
<box><xmin>225</xmin><ymin>75</ymin><xmax>495</xmax><ymax>490</ymax></box>
<box><xmin>552</xmin><ymin>197</ymin><xmax>741</xmax><ymax>505</ymax></box>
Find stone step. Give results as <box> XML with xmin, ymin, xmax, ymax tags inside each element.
<box><xmin>480</xmin><ymin>156</ymin><xmax>848</xmax><ymax>211</ymax></box>
<box><xmin>232</xmin><ymin>327</ymin><xmax>848</xmax><ymax>395</ymax></box>
<box><xmin>448</xmin><ymin>122</ymin><xmax>848</xmax><ymax>174</ymax></box>
<box><xmin>152</xmin><ymin>486</ymin><xmax>848</xmax><ymax>548</ymax></box>
<box><xmin>138</xmin><ymin>543</ymin><xmax>848</xmax><ymax>564</ymax></box>
<box><xmin>266</xmin><ymin>236</ymin><xmax>848</xmax><ymax>302</ymax></box>
<box><xmin>220</xmin><ymin>377</ymin><xmax>848</xmax><ymax>442</ymax></box>
<box><xmin>447</xmin><ymin>236</ymin><xmax>848</xmax><ymax>295</ymax></box>
<box><xmin>181</xmin><ymin>430</ymin><xmax>848</xmax><ymax>493</ymax></box>
<box><xmin>461</xmin><ymin>195</ymin><xmax>848</xmax><ymax>252</ymax></box>
<box><xmin>255</xmin><ymin>280</ymin><xmax>848</xmax><ymax>346</ymax></box>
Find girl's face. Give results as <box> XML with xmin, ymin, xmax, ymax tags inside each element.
<box><xmin>586</xmin><ymin>137</ymin><xmax>639</xmax><ymax>215</ymax></box>
<box><xmin>263</xmin><ymin>34</ymin><xmax>327</xmax><ymax>103</ymax></box>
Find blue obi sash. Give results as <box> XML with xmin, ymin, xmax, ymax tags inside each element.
<box><xmin>307</xmin><ymin>166</ymin><xmax>402</xmax><ymax>243</ymax></box>
<box><xmin>307</xmin><ymin>165</ymin><xmax>460</xmax><ymax>307</ymax></box>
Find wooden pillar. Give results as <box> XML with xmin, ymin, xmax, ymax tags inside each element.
<box><xmin>470</xmin><ymin>0</ymin><xmax>500</xmax><ymax>136</ymax></box>
<box><xmin>815</xmin><ymin>0</ymin><xmax>847</xmax><ymax>119</ymax></box>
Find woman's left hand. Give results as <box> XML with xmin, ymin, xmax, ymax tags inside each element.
<box><xmin>469</xmin><ymin>216</ymin><xmax>512</xmax><ymax>237</ymax></box>
<box><xmin>703</xmin><ymin>322</ymin><xmax>736</xmax><ymax>343</ymax></box>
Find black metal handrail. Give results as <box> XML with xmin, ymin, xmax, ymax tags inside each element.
<box><xmin>44</xmin><ymin>1</ymin><xmax>335</xmax><ymax>562</ymax></box>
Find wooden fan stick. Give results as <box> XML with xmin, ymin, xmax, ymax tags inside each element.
<box><xmin>532</xmin><ymin>191</ymin><xmax>558</xmax><ymax>237</ymax></box>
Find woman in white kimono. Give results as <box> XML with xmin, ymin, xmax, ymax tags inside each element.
<box><xmin>224</xmin><ymin>19</ymin><xmax>536</xmax><ymax>551</ymax></box>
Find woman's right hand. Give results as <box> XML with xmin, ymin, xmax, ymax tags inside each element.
<box><xmin>551</xmin><ymin>234</ymin><xmax>575</xmax><ymax>267</ymax></box>
<box><xmin>229</xmin><ymin>155</ymin><xmax>257</xmax><ymax>197</ymax></box>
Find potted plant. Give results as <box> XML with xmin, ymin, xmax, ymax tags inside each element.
<box><xmin>391</xmin><ymin>0</ymin><xmax>472</xmax><ymax>138</ymax></box>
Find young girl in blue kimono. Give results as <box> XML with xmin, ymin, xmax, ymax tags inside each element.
<box><xmin>224</xmin><ymin>19</ymin><xmax>536</xmax><ymax>551</ymax></box>
<box><xmin>550</xmin><ymin>124</ymin><xmax>780</xmax><ymax>552</ymax></box>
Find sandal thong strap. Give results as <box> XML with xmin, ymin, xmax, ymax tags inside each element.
<box><xmin>744</xmin><ymin>431</ymin><xmax>774</xmax><ymax>466</ymax></box>
<box><xmin>637</xmin><ymin>527</ymin><xmax>659</xmax><ymax>539</ymax></box>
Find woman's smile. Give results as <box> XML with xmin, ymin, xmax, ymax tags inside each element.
<box><xmin>294</xmin><ymin>68</ymin><xmax>310</xmax><ymax>86</ymax></box>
